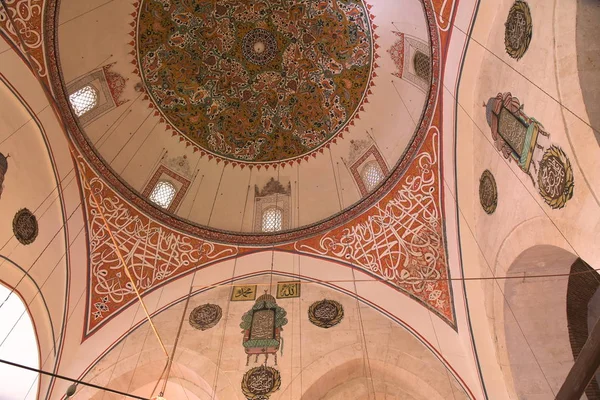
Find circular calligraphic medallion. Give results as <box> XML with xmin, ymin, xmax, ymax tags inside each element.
<box><xmin>12</xmin><ymin>208</ymin><xmax>38</xmax><ymax>245</ymax></box>
<box><xmin>308</xmin><ymin>299</ymin><xmax>344</xmax><ymax>329</ymax></box>
<box><xmin>504</xmin><ymin>0</ymin><xmax>533</xmax><ymax>60</ymax></box>
<box><xmin>479</xmin><ymin>170</ymin><xmax>498</xmax><ymax>214</ymax></box>
<box><xmin>537</xmin><ymin>146</ymin><xmax>574</xmax><ymax>209</ymax></box>
<box><xmin>136</xmin><ymin>0</ymin><xmax>374</xmax><ymax>163</ymax></box>
<box><xmin>189</xmin><ymin>304</ymin><xmax>222</xmax><ymax>331</ymax></box>
<box><xmin>241</xmin><ymin>365</ymin><xmax>281</xmax><ymax>400</ymax></box>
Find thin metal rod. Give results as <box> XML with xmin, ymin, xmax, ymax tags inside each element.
<box><xmin>160</xmin><ymin>286</ymin><xmax>193</xmax><ymax>395</ymax></box>
<box><xmin>0</xmin><ymin>358</ymin><xmax>148</xmax><ymax>400</ymax></box>
<box><xmin>84</xmin><ymin>175</ymin><xmax>169</xmax><ymax>358</ymax></box>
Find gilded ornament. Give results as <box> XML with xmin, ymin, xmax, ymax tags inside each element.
<box><xmin>241</xmin><ymin>365</ymin><xmax>281</xmax><ymax>400</ymax></box>
<box><xmin>12</xmin><ymin>208</ymin><xmax>38</xmax><ymax>245</ymax></box>
<box><xmin>479</xmin><ymin>170</ymin><xmax>498</xmax><ymax>214</ymax></box>
<box><xmin>189</xmin><ymin>304</ymin><xmax>222</xmax><ymax>331</ymax></box>
<box><xmin>276</xmin><ymin>281</ymin><xmax>301</xmax><ymax>299</ymax></box>
<box><xmin>232</xmin><ymin>285</ymin><xmax>258</xmax><ymax>301</ymax></box>
<box><xmin>240</xmin><ymin>292</ymin><xmax>288</xmax><ymax>365</ymax></box>
<box><xmin>504</xmin><ymin>1</ymin><xmax>533</xmax><ymax>61</ymax></box>
<box><xmin>537</xmin><ymin>146</ymin><xmax>574</xmax><ymax>209</ymax></box>
<box><xmin>308</xmin><ymin>299</ymin><xmax>344</xmax><ymax>329</ymax></box>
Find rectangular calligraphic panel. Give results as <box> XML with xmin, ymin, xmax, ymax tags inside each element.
<box><xmin>250</xmin><ymin>310</ymin><xmax>276</xmax><ymax>340</ymax></box>
<box><xmin>498</xmin><ymin>107</ymin><xmax>528</xmax><ymax>157</ymax></box>
<box><xmin>231</xmin><ymin>285</ymin><xmax>257</xmax><ymax>301</ymax></box>
<box><xmin>276</xmin><ymin>281</ymin><xmax>301</xmax><ymax>299</ymax></box>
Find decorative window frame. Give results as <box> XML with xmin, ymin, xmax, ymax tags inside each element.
<box><xmin>148</xmin><ymin>180</ymin><xmax>177</xmax><ymax>209</ymax></box>
<box><xmin>142</xmin><ymin>165</ymin><xmax>191</xmax><ymax>213</ymax></box>
<box><xmin>261</xmin><ymin>206</ymin><xmax>284</xmax><ymax>232</ymax></box>
<box><xmin>360</xmin><ymin>160</ymin><xmax>385</xmax><ymax>192</ymax></box>
<box><xmin>388</xmin><ymin>32</ymin><xmax>431</xmax><ymax>93</ymax></box>
<box><xmin>348</xmin><ymin>145</ymin><xmax>389</xmax><ymax>197</ymax></box>
<box><xmin>254</xmin><ymin>178</ymin><xmax>291</xmax><ymax>232</ymax></box>
<box><xmin>69</xmin><ymin>85</ymin><xmax>99</xmax><ymax>117</ymax></box>
<box><xmin>66</xmin><ymin>63</ymin><xmax>128</xmax><ymax>126</ymax></box>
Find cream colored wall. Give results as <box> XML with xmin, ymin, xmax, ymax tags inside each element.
<box><xmin>72</xmin><ymin>274</ymin><xmax>468</xmax><ymax>400</ymax></box>
<box><xmin>0</xmin><ymin>36</ymin><xmax>87</xmax><ymax>399</ymax></box>
<box><xmin>51</xmin><ymin>251</ymin><xmax>485</xmax><ymax>399</ymax></box>
<box><xmin>55</xmin><ymin>0</ymin><xmax>432</xmax><ymax>233</ymax></box>
<box><xmin>6</xmin><ymin>0</ymin><xmax>585</xmax><ymax>398</ymax></box>
<box><xmin>456</xmin><ymin>0</ymin><xmax>600</xmax><ymax>398</ymax></box>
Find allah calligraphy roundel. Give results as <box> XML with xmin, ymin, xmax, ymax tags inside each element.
<box><xmin>136</xmin><ymin>0</ymin><xmax>374</xmax><ymax>164</ymax></box>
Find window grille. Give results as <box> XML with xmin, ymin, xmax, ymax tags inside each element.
<box><xmin>413</xmin><ymin>51</ymin><xmax>431</xmax><ymax>81</ymax></box>
<box><xmin>149</xmin><ymin>181</ymin><xmax>177</xmax><ymax>209</ymax></box>
<box><xmin>361</xmin><ymin>162</ymin><xmax>384</xmax><ymax>192</ymax></box>
<box><xmin>69</xmin><ymin>85</ymin><xmax>99</xmax><ymax>117</ymax></box>
<box><xmin>262</xmin><ymin>207</ymin><xmax>283</xmax><ymax>232</ymax></box>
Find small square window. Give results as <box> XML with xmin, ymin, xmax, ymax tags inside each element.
<box><xmin>149</xmin><ymin>181</ymin><xmax>177</xmax><ymax>209</ymax></box>
<box><xmin>69</xmin><ymin>85</ymin><xmax>99</xmax><ymax>117</ymax></box>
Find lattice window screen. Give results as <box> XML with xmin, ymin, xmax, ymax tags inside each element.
<box><xmin>149</xmin><ymin>181</ymin><xmax>177</xmax><ymax>209</ymax></box>
<box><xmin>69</xmin><ymin>85</ymin><xmax>99</xmax><ymax>117</ymax></box>
<box><xmin>413</xmin><ymin>51</ymin><xmax>431</xmax><ymax>81</ymax></box>
<box><xmin>361</xmin><ymin>162</ymin><xmax>384</xmax><ymax>192</ymax></box>
<box><xmin>262</xmin><ymin>207</ymin><xmax>283</xmax><ymax>232</ymax></box>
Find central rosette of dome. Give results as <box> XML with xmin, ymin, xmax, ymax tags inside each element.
<box><xmin>137</xmin><ymin>0</ymin><xmax>373</xmax><ymax>163</ymax></box>
<box><xmin>243</xmin><ymin>29</ymin><xmax>278</xmax><ymax>65</ymax></box>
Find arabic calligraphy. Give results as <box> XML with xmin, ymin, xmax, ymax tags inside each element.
<box><xmin>308</xmin><ymin>299</ymin><xmax>344</xmax><ymax>329</ymax></box>
<box><xmin>231</xmin><ymin>285</ymin><xmax>257</xmax><ymax>301</ymax></box>
<box><xmin>189</xmin><ymin>304</ymin><xmax>222</xmax><ymax>331</ymax></box>
<box><xmin>295</xmin><ymin>131</ymin><xmax>452</xmax><ymax>323</ymax></box>
<box><xmin>241</xmin><ymin>366</ymin><xmax>281</xmax><ymax>399</ymax></box>
<box><xmin>276</xmin><ymin>281</ymin><xmax>300</xmax><ymax>299</ymax></box>
<box><xmin>77</xmin><ymin>157</ymin><xmax>238</xmax><ymax>333</ymax></box>
<box><xmin>250</xmin><ymin>310</ymin><xmax>275</xmax><ymax>340</ymax></box>
<box><xmin>0</xmin><ymin>0</ymin><xmax>46</xmax><ymax>78</ymax></box>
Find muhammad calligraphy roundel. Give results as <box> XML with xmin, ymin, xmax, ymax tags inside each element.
<box><xmin>136</xmin><ymin>0</ymin><xmax>375</xmax><ymax>163</ymax></box>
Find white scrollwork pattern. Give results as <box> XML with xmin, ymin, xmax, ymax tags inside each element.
<box><xmin>78</xmin><ymin>158</ymin><xmax>237</xmax><ymax>321</ymax></box>
<box><xmin>296</xmin><ymin>131</ymin><xmax>450</xmax><ymax>317</ymax></box>
<box><xmin>0</xmin><ymin>0</ymin><xmax>46</xmax><ymax>77</ymax></box>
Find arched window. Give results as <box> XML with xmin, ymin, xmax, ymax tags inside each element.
<box><xmin>149</xmin><ymin>180</ymin><xmax>177</xmax><ymax>209</ymax></box>
<box><xmin>69</xmin><ymin>85</ymin><xmax>99</xmax><ymax>117</ymax></box>
<box><xmin>0</xmin><ymin>284</ymin><xmax>39</xmax><ymax>399</ymax></box>
<box><xmin>262</xmin><ymin>207</ymin><xmax>283</xmax><ymax>232</ymax></box>
<box><xmin>361</xmin><ymin>161</ymin><xmax>384</xmax><ymax>192</ymax></box>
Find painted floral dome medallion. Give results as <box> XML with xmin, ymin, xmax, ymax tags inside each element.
<box><xmin>135</xmin><ymin>0</ymin><xmax>375</xmax><ymax>163</ymax></box>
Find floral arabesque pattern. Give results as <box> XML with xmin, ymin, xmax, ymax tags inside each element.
<box><xmin>135</xmin><ymin>0</ymin><xmax>375</xmax><ymax>163</ymax></box>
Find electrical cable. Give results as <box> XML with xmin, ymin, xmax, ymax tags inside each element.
<box><xmin>0</xmin><ymin>358</ymin><xmax>149</xmax><ymax>400</ymax></box>
<box><xmin>188</xmin><ymin>265</ymin><xmax>600</xmax><ymax>287</ymax></box>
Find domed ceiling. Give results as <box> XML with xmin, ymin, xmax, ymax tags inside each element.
<box><xmin>52</xmin><ymin>0</ymin><xmax>435</xmax><ymax>237</ymax></box>
<box><xmin>136</xmin><ymin>0</ymin><xmax>374</xmax><ymax>163</ymax></box>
